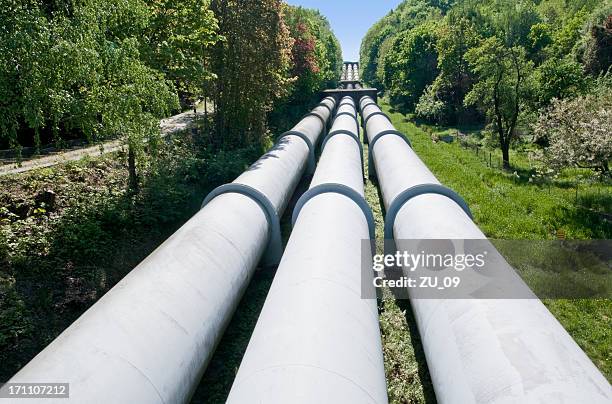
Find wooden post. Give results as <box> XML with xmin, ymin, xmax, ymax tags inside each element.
<box><xmin>575</xmin><ymin>186</ymin><xmax>578</xmax><ymax>203</ymax></box>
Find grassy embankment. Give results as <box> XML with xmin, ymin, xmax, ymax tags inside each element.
<box><xmin>0</xmin><ymin>129</ymin><xmax>260</xmax><ymax>382</ymax></box>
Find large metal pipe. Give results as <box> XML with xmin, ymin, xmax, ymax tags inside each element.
<box><xmin>359</xmin><ymin>96</ymin><xmax>611</xmax><ymax>403</ymax></box>
<box><xmin>226</xmin><ymin>96</ymin><xmax>387</xmax><ymax>403</ymax></box>
<box><xmin>4</xmin><ymin>97</ymin><xmax>336</xmax><ymax>404</ymax></box>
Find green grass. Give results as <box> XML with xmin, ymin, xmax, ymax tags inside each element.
<box><xmin>385</xmin><ymin>104</ymin><xmax>611</xmax><ymax>240</ymax></box>
<box><xmin>364</xmin><ymin>138</ymin><xmax>436</xmax><ymax>403</ymax></box>
<box><xmin>380</xmin><ymin>100</ymin><xmax>612</xmax><ymax>383</ymax></box>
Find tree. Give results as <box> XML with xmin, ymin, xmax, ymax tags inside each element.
<box><xmin>527</xmin><ymin>22</ymin><xmax>552</xmax><ymax>63</ymax></box>
<box><xmin>360</xmin><ymin>0</ymin><xmax>443</xmax><ymax>90</ymax></box>
<box><xmin>0</xmin><ymin>0</ymin><xmax>179</xmax><ymax>190</ymax></box>
<box><xmin>489</xmin><ymin>0</ymin><xmax>541</xmax><ymax>49</ymax></box>
<box><xmin>415</xmin><ymin>16</ymin><xmax>481</xmax><ymax>124</ymax></box>
<box><xmin>210</xmin><ymin>0</ymin><xmax>292</xmax><ymax>150</ymax></box>
<box><xmin>287</xmin><ymin>7</ymin><xmax>342</xmax><ymax>89</ymax></box>
<box><xmin>464</xmin><ymin>37</ymin><xmax>533</xmax><ymax>168</ymax></box>
<box><xmin>582</xmin><ymin>14</ymin><xmax>612</xmax><ymax>76</ymax></box>
<box><xmin>532</xmin><ymin>58</ymin><xmax>587</xmax><ymax>108</ymax></box>
<box><xmin>383</xmin><ymin>22</ymin><xmax>440</xmax><ymax>113</ymax></box>
<box><xmin>533</xmin><ymin>77</ymin><xmax>612</xmax><ymax>175</ymax></box>
<box><xmin>268</xmin><ymin>5</ymin><xmax>341</xmax><ymax>132</ymax></box>
<box><xmin>142</xmin><ymin>0</ymin><xmax>221</xmax><ymax>107</ymax></box>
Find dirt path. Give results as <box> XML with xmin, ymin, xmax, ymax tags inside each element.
<box><xmin>0</xmin><ymin>109</ymin><xmax>205</xmax><ymax>176</ymax></box>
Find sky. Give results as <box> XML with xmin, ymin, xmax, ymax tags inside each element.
<box><xmin>285</xmin><ymin>0</ymin><xmax>404</xmax><ymax>62</ymax></box>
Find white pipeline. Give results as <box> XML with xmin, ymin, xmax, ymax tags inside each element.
<box><xmin>226</xmin><ymin>97</ymin><xmax>387</xmax><ymax>404</ymax></box>
<box><xmin>360</xmin><ymin>96</ymin><xmax>611</xmax><ymax>404</ymax></box>
<box><xmin>4</xmin><ymin>97</ymin><xmax>337</xmax><ymax>404</ymax></box>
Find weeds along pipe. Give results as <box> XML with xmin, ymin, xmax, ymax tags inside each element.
<box><xmin>5</xmin><ymin>99</ymin><xmax>336</xmax><ymax>404</ymax></box>
<box><xmin>226</xmin><ymin>97</ymin><xmax>387</xmax><ymax>403</ymax></box>
<box><xmin>360</xmin><ymin>96</ymin><xmax>612</xmax><ymax>403</ymax></box>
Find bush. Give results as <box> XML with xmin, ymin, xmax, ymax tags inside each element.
<box><xmin>532</xmin><ymin>58</ymin><xmax>588</xmax><ymax>107</ymax></box>
<box><xmin>533</xmin><ymin>76</ymin><xmax>612</xmax><ymax>176</ymax></box>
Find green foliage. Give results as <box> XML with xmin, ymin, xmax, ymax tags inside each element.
<box><xmin>360</xmin><ymin>0</ymin><xmax>443</xmax><ymax>89</ymax></box>
<box><xmin>532</xmin><ymin>58</ymin><xmax>587</xmax><ymax>107</ymax></box>
<box><xmin>0</xmin><ymin>0</ymin><xmax>340</xmax><ymax>156</ymax></box>
<box><xmin>415</xmin><ymin>84</ymin><xmax>447</xmax><ymax>122</ymax></box>
<box><xmin>416</xmin><ymin>16</ymin><xmax>481</xmax><ymax>124</ymax></box>
<box><xmin>0</xmin><ymin>275</ymin><xmax>31</xmax><ymax>350</ymax></box>
<box><xmin>142</xmin><ymin>0</ymin><xmax>221</xmax><ymax>106</ymax></box>
<box><xmin>0</xmin><ymin>0</ymin><xmax>181</xmax><ymax>153</ymax></box>
<box><xmin>363</xmin><ymin>0</ymin><xmax>608</xmax><ymax>135</ymax></box>
<box><xmin>464</xmin><ymin>37</ymin><xmax>533</xmax><ymax>167</ymax></box>
<box><xmin>488</xmin><ymin>0</ymin><xmax>542</xmax><ymax>48</ymax></box>
<box><xmin>210</xmin><ymin>0</ymin><xmax>292</xmax><ymax>150</ymax></box>
<box><xmin>383</xmin><ymin>22</ymin><xmax>440</xmax><ymax>113</ymax></box>
<box><xmin>528</xmin><ymin>22</ymin><xmax>553</xmax><ymax>61</ymax></box>
<box><xmin>269</xmin><ymin>5</ymin><xmax>342</xmax><ymax>131</ymax></box>
<box><xmin>543</xmin><ymin>299</ymin><xmax>612</xmax><ymax>380</ymax></box>
<box><xmin>547</xmin><ymin>8</ymin><xmax>590</xmax><ymax>59</ymax></box>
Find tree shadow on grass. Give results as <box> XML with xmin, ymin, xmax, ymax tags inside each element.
<box><xmin>561</xmin><ymin>204</ymin><xmax>612</xmax><ymax>238</ymax></box>
<box><xmin>394</xmin><ymin>298</ymin><xmax>437</xmax><ymax>404</ymax></box>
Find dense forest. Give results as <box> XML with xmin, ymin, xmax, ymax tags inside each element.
<box><xmin>0</xmin><ymin>0</ymin><xmax>341</xmax><ymax>155</ymax></box>
<box><xmin>361</xmin><ymin>0</ymin><xmax>611</xmax><ymax>169</ymax></box>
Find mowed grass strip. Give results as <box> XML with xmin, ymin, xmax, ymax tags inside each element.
<box><xmin>363</xmin><ymin>139</ymin><xmax>436</xmax><ymax>403</ymax></box>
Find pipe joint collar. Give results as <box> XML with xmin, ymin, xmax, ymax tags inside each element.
<box><xmin>368</xmin><ymin>130</ymin><xmax>412</xmax><ymax>179</ymax></box>
<box><xmin>384</xmin><ymin>183</ymin><xmax>473</xmax><ymax>242</ymax></box>
<box><xmin>359</xmin><ymin>100</ymin><xmax>377</xmax><ymax>115</ymax></box>
<box><xmin>363</xmin><ymin>111</ymin><xmax>390</xmax><ymax>129</ymax></box>
<box><xmin>202</xmin><ymin>183</ymin><xmax>283</xmax><ymax>267</ymax></box>
<box><xmin>277</xmin><ymin>130</ymin><xmax>316</xmax><ymax>175</ymax></box>
<box><xmin>292</xmin><ymin>183</ymin><xmax>375</xmax><ymax>240</ymax></box>
<box><xmin>333</xmin><ymin>111</ymin><xmax>359</xmax><ymax>128</ymax></box>
<box><xmin>321</xmin><ymin>129</ymin><xmax>364</xmax><ymax>166</ymax></box>
<box><xmin>303</xmin><ymin>111</ymin><xmax>328</xmax><ymax>132</ymax></box>
<box><xmin>317</xmin><ymin>101</ymin><xmax>333</xmax><ymax>115</ymax></box>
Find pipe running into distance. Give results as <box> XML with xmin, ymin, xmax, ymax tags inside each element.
<box><xmin>5</xmin><ymin>97</ymin><xmax>337</xmax><ymax>404</ymax></box>
<box><xmin>359</xmin><ymin>96</ymin><xmax>611</xmax><ymax>403</ymax></box>
<box><xmin>226</xmin><ymin>96</ymin><xmax>387</xmax><ymax>403</ymax></box>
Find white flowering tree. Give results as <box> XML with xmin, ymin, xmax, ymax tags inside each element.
<box><xmin>533</xmin><ymin>80</ymin><xmax>611</xmax><ymax>177</ymax></box>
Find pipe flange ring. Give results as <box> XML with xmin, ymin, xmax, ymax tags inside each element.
<box><xmin>317</xmin><ymin>101</ymin><xmax>333</xmax><ymax>115</ymax></box>
<box><xmin>384</xmin><ymin>183</ymin><xmax>473</xmax><ymax>242</ymax></box>
<box><xmin>292</xmin><ymin>183</ymin><xmax>375</xmax><ymax>240</ymax></box>
<box><xmin>368</xmin><ymin>130</ymin><xmax>412</xmax><ymax>179</ymax></box>
<box><xmin>303</xmin><ymin>111</ymin><xmax>328</xmax><ymax>131</ymax></box>
<box><xmin>333</xmin><ymin>111</ymin><xmax>360</xmax><ymax>128</ymax></box>
<box><xmin>338</xmin><ymin>100</ymin><xmax>356</xmax><ymax>109</ymax></box>
<box><xmin>360</xmin><ymin>100</ymin><xmax>377</xmax><ymax>114</ymax></box>
<box><xmin>321</xmin><ymin>129</ymin><xmax>364</xmax><ymax>166</ymax></box>
<box><xmin>201</xmin><ymin>183</ymin><xmax>283</xmax><ymax>267</ymax></box>
<box><xmin>363</xmin><ymin>111</ymin><xmax>391</xmax><ymax>129</ymax></box>
<box><xmin>277</xmin><ymin>130</ymin><xmax>316</xmax><ymax>175</ymax></box>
